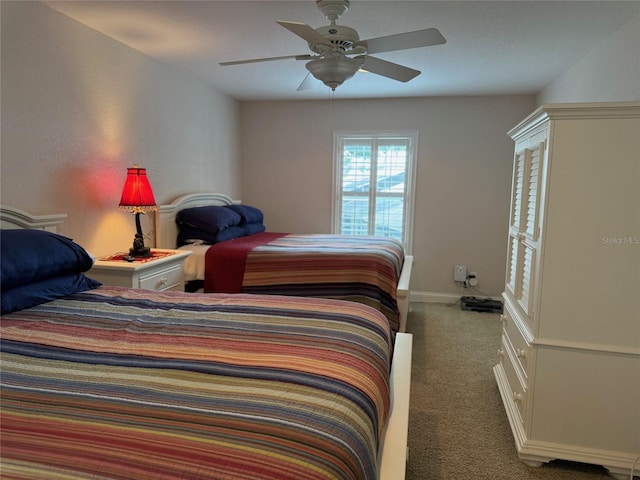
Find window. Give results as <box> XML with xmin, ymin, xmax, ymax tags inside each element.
<box><xmin>332</xmin><ymin>131</ymin><xmax>417</xmax><ymax>253</ymax></box>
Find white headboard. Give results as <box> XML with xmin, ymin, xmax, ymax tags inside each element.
<box><xmin>155</xmin><ymin>193</ymin><xmax>236</xmax><ymax>249</ymax></box>
<box><xmin>0</xmin><ymin>205</ymin><xmax>67</xmax><ymax>232</ymax></box>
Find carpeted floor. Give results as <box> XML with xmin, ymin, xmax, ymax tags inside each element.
<box><xmin>404</xmin><ymin>302</ymin><xmax>615</xmax><ymax>480</ymax></box>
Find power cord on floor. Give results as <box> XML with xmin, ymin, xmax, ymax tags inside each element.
<box><xmin>446</xmin><ymin>295</ymin><xmax>461</xmax><ymax>307</ymax></box>
<box><xmin>451</xmin><ymin>281</ymin><xmax>500</xmax><ymax>304</ymax></box>
<box><xmin>464</xmin><ymin>283</ymin><xmax>499</xmax><ymax>300</ymax></box>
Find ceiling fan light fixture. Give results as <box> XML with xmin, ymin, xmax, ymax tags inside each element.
<box><xmin>306</xmin><ymin>56</ymin><xmax>360</xmax><ymax>90</ymax></box>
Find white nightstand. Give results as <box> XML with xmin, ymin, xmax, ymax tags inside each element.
<box><xmin>89</xmin><ymin>249</ymin><xmax>191</xmax><ymax>292</ymax></box>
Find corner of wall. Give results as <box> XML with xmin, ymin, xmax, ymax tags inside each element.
<box><xmin>537</xmin><ymin>13</ymin><xmax>640</xmax><ymax>104</ymax></box>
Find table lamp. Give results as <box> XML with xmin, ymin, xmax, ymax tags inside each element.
<box><xmin>118</xmin><ymin>165</ymin><xmax>157</xmax><ymax>258</ymax></box>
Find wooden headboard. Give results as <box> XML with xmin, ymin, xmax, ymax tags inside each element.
<box><xmin>155</xmin><ymin>193</ymin><xmax>236</xmax><ymax>249</ymax></box>
<box><xmin>0</xmin><ymin>205</ymin><xmax>67</xmax><ymax>232</ymax></box>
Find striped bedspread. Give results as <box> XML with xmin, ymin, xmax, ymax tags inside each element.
<box><xmin>1</xmin><ymin>287</ymin><xmax>392</xmax><ymax>480</ymax></box>
<box><xmin>205</xmin><ymin>233</ymin><xmax>405</xmax><ymax>332</ymax></box>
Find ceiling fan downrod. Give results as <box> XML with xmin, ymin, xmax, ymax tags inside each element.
<box><xmin>316</xmin><ymin>0</ymin><xmax>350</xmax><ymax>22</ymax></box>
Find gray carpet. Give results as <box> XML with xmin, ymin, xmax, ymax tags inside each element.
<box><xmin>404</xmin><ymin>302</ymin><xmax>613</xmax><ymax>480</ymax></box>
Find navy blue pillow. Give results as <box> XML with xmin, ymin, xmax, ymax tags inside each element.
<box><xmin>242</xmin><ymin>223</ymin><xmax>266</xmax><ymax>236</ymax></box>
<box><xmin>177</xmin><ymin>225</ymin><xmax>246</xmax><ymax>247</ymax></box>
<box><xmin>224</xmin><ymin>204</ymin><xmax>264</xmax><ymax>224</ymax></box>
<box><xmin>176</xmin><ymin>206</ymin><xmax>242</xmax><ymax>234</ymax></box>
<box><xmin>1</xmin><ymin>273</ymin><xmax>101</xmax><ymax>315</ymax></box>
<box><xmin>1</xmin><ymin>229</ymin><xmax>95</xmax><ymax>290</ymax></box>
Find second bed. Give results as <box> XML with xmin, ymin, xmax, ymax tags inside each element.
<box><xmin>155</xmin><ymin>193</ymin><xmax>413</xmax><ymax>332</ymax></box>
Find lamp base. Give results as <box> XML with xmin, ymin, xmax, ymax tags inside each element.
<box><xmin>129</xmin><ymin>232</ymin><xmax>151</xmax><ymax>258</ymax></box>
<box><xmin>129</xmin><ymin>246</ymin><xmax>151</xmax><ymax>258</ymax></box>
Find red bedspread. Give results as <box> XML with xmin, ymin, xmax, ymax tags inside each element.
<box><xmin>204</xmin><ymin>232</ymin><xmax>286</xmax><ymax>292</ymax></box>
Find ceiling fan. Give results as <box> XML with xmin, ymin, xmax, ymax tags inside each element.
<box><xmin>220</xmin><ymin>0</ymin><xmax>446</xmax><ymax>91</ymax></box>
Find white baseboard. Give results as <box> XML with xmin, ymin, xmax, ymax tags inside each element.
<box><xmin>409</xmin><ymin>291</ymin><xmax>503</xmax><ymax>304</ymax></box>
<box><xmin>410</xmin><ymin>291</ymin><xmax>461</xmax><ymax>304</ymax></box>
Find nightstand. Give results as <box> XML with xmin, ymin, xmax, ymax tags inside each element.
<box><xmin>89</xmin><ymin>249</ymin><xmax>191</xmax><ymax>292</ymax></box>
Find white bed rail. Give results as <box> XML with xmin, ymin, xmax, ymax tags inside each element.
<box><xmin>378</xmin><ymin>332</ymin><xmax>413</xmax><ymax>480</ymax></box>
<box><xmin>397</xmin><ymin>255</ymin><xmax>413</xmax><ymax>333</ymax></box>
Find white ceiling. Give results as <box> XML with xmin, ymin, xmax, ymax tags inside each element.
<box><xmin>44</xmin><ymin>0</ymin><xmax>640</xmax><ymax>101</ymax></box>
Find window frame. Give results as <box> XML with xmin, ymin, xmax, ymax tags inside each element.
<box><xmin>331</xmin><ymin>130</ymin><xmax>418</xmax><ymax>254</ymax></box>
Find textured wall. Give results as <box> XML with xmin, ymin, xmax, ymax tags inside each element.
<box><xmin>240</xmin><ymin>96</ymin><xmax>535</xmax><ymax>298</ymax></box>
<box><xmin>1</xmin><ymin>1</ymin><xmax>240</xmax><ymax>257</ymax></box>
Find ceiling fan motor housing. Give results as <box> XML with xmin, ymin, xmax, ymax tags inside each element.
<box><xmin>311</xmin><ymin>24</ymin><xmax>360</xmax><ymax>53</ymax></box>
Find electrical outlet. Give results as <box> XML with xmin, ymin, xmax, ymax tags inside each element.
<box><xmin>467</xmin><ymin>272</ymin><xmax>478</xmax><ymax>287</ymax></box>
<box><xmin>453</xmin><ymin>265</ymin><xmax>467</xmax><ymax>282</ymax></box>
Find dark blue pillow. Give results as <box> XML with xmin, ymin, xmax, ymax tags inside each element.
<box><xmin>176</xmin><ymin>206</ymin><xmax>242</xmax><ymax>234</ymax></box>
<box><xmin>242</xmin><ymin>223</ymin><xmax>266</xmax><ymax>236</ymax></box>
<box><xmin>177</xmin><ymin>225</ymin><xmax>246</xmax><ymax>247</ymax></box>
<box><xmin>224</xmin><ymin>204</ymin><xmax>264</xmax><ymax>224</ymax></box>
<box><xmin>1</xmin><ymin>229</ymin><xmax>95</xmax><ymax>290</ymax></box>
<box><xmin>1</xmin><ymin>273</ymin><xmax>101</xmax><ymax>315</ymax></box>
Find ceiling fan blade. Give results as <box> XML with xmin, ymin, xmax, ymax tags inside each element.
<box><xmin>296</xmin><ymin>72</ymin><xmax>321</xmax><ymax>91</ymax></box>
<box><xmin>358</xmin><ymin>28</ymin><xmax>446</xmax><ymax>55</ymax></box>
<box><xmin>360</xmin><ymin>56</ymin><xmax>421</xmax><ymax>82</ymax></box>
<box><xmin>220</xmin><ymin>54</ymin><xmax>313</xmax><ymax>66</ymax></box>
<box><xmin>277</xmin><ymin>21</ymin><xmax>331</xmax><ymax>47</ymax></box>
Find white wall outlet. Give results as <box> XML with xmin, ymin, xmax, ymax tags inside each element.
<box><xmin>468</xmin><ymin>272</ymin><xmax>478</xmax><ymax>287</ymax></box>
<box><xmin>453</xmin><ymin>265</ymin><xmax>467</xmax><ymax>282</ymax></box>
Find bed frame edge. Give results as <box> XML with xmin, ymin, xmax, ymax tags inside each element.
<box><xmin>397</xmin><ymin>255</ymin><xmax>413</xmax><ymax>333</ymax></box>
<box><xmin>378</xmin><ymin>331</ymin><xmax>413</xmax><ymax>480</ymax></box>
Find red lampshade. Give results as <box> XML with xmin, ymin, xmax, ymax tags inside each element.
<box><xmin>118</xmin><ymin>166</ymin><xmax>157</xmax><ymax>213</ymax></box>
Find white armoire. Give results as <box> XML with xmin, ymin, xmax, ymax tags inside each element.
<box><xmin>493</xmin><ymin>102</ymin><xmax>640</xmax><ymax>480</ymax></box>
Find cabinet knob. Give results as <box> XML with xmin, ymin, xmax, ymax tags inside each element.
<box><xmin>497</xmin><ymin>349</ymin><xmax>504</xmax><ymax>358</ymax></box>
<box><xmin>516</xmin><ymin>348</ymin><xmax>527</xmax><ymax>359</ymax></box>
<box><xmin>500</xmin><ymin>314</ymin><xmax>507</xmax><ymax>323</ymax></box>
<box><xmin>159</xmin><ymin>278</ymin><xmax>168</xmax><ymax>286</ymax></box>
<box><xmin>513</xmin><ymin>392</ymin><xmax>522</xmax><ymax>403</ymax></box>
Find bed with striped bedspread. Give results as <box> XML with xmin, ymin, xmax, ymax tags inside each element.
<box><xmin>1</xmin><ymin>286</ymin><xmax>392</xmax><ymax>480</ymax></box>
<box><xmin>204</xmin><ymin>233</ymin><xmax>404</xmax><ymax>333</ymax></box>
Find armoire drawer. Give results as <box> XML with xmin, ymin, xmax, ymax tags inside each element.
<box><xmin>499</xmin><ymin>335</ymin><xmax>528</xmax><ymax>425</ymax></box>
<box><xmin>501</xmin><ymin>306</ymin><xmax>532</xmax><ymax>380</ymax></box>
